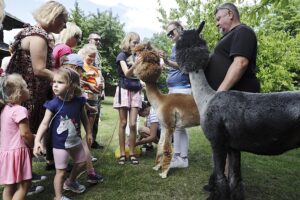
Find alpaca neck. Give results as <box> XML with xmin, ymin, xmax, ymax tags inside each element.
<box><xmin>145</xmin><ymin>82</ymin><xmax>164</xmax><ymax>110</ymax></box>
<box><xmin>189</xmin><ymin>70</ymin><xmax>215</xmax><ymax>114</ymax></box>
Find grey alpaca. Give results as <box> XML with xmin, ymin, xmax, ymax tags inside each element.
<box><xmin>176</xmin><ymin>21</ymin><xmax>300</xmax><ymax>200</ymax></box>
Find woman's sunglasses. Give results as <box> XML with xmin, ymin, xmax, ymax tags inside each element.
<box><xmin>74</xmin><ymin>34</ymin><xmax>81</xmax><ymax>40</ymax></box>
<box><xmin>167</xmin><ymin>28</ymin><xmax>177</xmax><ymax>38</ymax></box>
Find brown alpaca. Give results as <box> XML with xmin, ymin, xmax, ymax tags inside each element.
<box><xmin>133</xmin><ymin>43</ymin><xmax>200</xmax><ymax>178</ymax></box>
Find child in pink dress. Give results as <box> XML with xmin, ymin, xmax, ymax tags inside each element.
<box><xmin>0</xmin><ymin>74</ymin><xmax>34</xmax><ymax>200</ymax></box>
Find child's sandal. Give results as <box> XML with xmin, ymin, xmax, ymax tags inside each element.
<box><xmin>118</xmin><ymin>155</ymin><xmax>126</xmax><ymax>165</ymax></box>
<box><xmin>129</xmin><ymin>155</ymin><xmax>139</xmax><ymax>165</ymax></box>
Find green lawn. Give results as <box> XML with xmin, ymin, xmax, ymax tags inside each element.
<box><xmin>2</xmin><ymin>96</ymin><xmax>300</xmax><ymax>200</ymax></box>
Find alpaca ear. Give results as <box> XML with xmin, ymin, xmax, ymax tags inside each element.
<box><xmin>197</xmin><ymin>21</ymin><xmax>205</xmax><ymax>35</ymax></box>
<box><xmin>146</xmin><ymin>42</ymin><xmax>151</xmax><ymax>50</ymax></box>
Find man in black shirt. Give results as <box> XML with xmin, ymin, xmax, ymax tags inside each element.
<box><xmin>205</xmin><ymin>2</ymin><xmax>260</xmax><ymax>93</ymax></box>
<box><xmin>204</xmin><ymin>3</ymin><xmax>260</xmax><ymax>189</ymax></box>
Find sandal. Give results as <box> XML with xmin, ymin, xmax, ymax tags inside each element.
<box><xmin>129</xmin><ymin>155</ymin><xmax>139</xmax><ymax>165</ymax></box>
<box><xmin>118</xmin><ymin>155</ymin><xmax>126</xmax><ymax>165</ymax></box>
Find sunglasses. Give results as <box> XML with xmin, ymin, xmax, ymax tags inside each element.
<box><xmin>167</xmin><ymin>28</ymin><xmax>177</xmax><ymax>38</ymax></box>
<box><xmin>74</xmin><ymin>34</ymin><xmax>81</xmax><ymax>40</ymax></box>
<box><xmin>91</xmin><ymin>38</ymin><xmax>101</xmax><ymax>42</ymax></box>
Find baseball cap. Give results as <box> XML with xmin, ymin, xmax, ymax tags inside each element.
<box><xmin>63</xmin><ymin>53</ymin><xmax>84</xmax><ymax>67</ymax></box>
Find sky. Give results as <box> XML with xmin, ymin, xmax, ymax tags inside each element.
<box><xmin>3</xmin><ymin>0</ymin><xmax>178</xmax><ymax>43</ymax></box>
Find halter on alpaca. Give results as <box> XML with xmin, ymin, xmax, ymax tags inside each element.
<box><xmin>133</xmin><ymin>43</ymin><xmax>200</xmax><ymax>178</ymax></box>
<box><xmin>176</xmin><ymin>21</ymin><xmax>300</xmax><ymax>200</ymax></box>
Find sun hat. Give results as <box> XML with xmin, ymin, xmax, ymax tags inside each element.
<box><xmin>63</xmin><ymin>53</ymin><xmax>84</xmax><ymax>67</ymax></box>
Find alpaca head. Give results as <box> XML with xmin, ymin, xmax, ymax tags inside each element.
<box><xmin>176</xmin><ymin>21</ymin><xmax>210</xmax><ymax>73</ymax></box>
<box><xmin>133</xmin><ymin>43</ymin><xmax>162</xmax><ymax>83</ymax></box>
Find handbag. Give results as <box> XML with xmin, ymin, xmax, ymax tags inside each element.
<box><xmin>119</xmin><ymin>77</ymin><xmax>142</xmax><ymax>91</ymax></box>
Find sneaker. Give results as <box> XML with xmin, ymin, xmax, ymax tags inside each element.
<box><xmin>87</xmin><ymin>172</ymin><xmax>104</xmax><ymax>184</ymax></box>
<box><xmin>26</xmin><ymin>185</ymin><xmax>44</xmax><ymax>196</ymax></box>
<box><xmin>60</xmin><ymin>196</ymin><xmax>72</xmax><ymax>200</ymax></box>
<box><xmin>169</xmin><ymin>156</ymin><xmax>188</xmax><ymax>168</ymax></box>
<box><xmin>91</xmin><ymin>141</ymin><xmax>104</xmax><ymax>149</ymax></box>
<box><xmin>32</xmin><ymin>173</ymin><xmax>47</xmax><ymax>183</ymax></box>
<box><xmin>91</xmin><ymin>155</ymin><xmax>98</xmax><ymax>162</ymax></box>
<box><xmin>63</xmin><ymin>179</ymin><xmax>86</xmax><ymax>193</ymax></box>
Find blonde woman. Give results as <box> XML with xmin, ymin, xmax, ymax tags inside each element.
<box><xmin>52</xmin><ymin>22</ymin><xmax>82</xmax><ymax>69</ymax></box>
<box><xmin>5</xmin><ymin>1</ymin><xmax>68</xmax><ymax>195</ymax></box>
<box><xmin>6</xmin><ymin>0</ymin><xmax>68</xmax><ymax>134</ymax></box>
<box><xmin>113</xmin><ymin>32</ymin><xmax>142</xmax><ymax>165</ymax></box>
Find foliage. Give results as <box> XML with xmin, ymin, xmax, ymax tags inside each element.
<box><xmin>69</xmin><ymin>1</ymin><xmax>125</xmax><ymax>95</ymax></box>
<box><xmin>257</xmin><ymin>31</ymin><xmax>300</xmax><ymax>92</ymax></box>
<box><xmin>154</xmin><ymin>0</ymin><xmax>300</xmax><ymax>92</ymax></box>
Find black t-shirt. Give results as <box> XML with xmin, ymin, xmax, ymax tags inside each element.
<box><xmin>205</xmin><ymin>24</ymin><xmax>260</xmax><ymax>92</ymax></box>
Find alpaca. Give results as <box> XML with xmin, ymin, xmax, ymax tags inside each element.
<box><xmin>133</xmin><ymin>43</ymin><xmax>200</xmax><ymax>178</ymax></box>
<box><xmin>175</xmin><ymin>21</ymin><xmax>300</xmax><ymax>200</ymax></box>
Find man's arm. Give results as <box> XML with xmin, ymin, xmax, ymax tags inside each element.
<box><xmin>217</xmin><ymin>56</ymin><xmax>249</xmax><ymax>92</ymax></box>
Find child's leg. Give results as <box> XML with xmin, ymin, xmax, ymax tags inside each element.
<box><xmin>3</xmin><ymin>184</ymin><xmax>16</xmax><ymax>200</ymax></box>
<box><xmin>13</xmin><ymin>180</ymin><xmax>31</xmax><ymax>200</ymax></box>
<box><xmin>68</xmin><ymin>143</ymin><xmax>87</xmax><ymax>182</ymax></box>
<box><xmin>52</xmin><ymin>148</ymin><xmax>70</xmax><ymax>199</ymax></box>
<box><xmin>81</xmin><ymin>139</ymin><xmax>104</xmax><ymax>183</ymax></box>
<box><xmin>118</xmin><ymin>108</ymin><xmax>128</xmax><ymax>156</ymax></box>
<box><xmin>54</xmin><ymin>169</ymin><xmax>66</xmax><ymax>200</ymax></box>
<box><xmin>128</xmin><ymin>107</ymin><xmax>138</xmax><ymax>155</ymax></box>
<box><xmin>81</xmin><ymin>138</ymin><xmax>93</xmax><ymax>171</ymax></box>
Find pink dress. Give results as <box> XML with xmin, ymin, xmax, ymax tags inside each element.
<box><xmin>0</xmin><ymin>104</ymin><xmax>32</xmax><ymax>184</ymax></box>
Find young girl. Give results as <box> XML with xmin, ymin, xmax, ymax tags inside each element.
<box><xmin>78</xmin><ymin>44</ymin><xmax>103</xmax><ymax>130</ymax></box>
<box><xmin>113</xmin><ymin>32</ymin><xmax>142</xmax><ymax>165</ymax></box>
<box><xmin>136</xmin><ymin>101</ymin><xmax>161</xmax><ymax>148</ymax></box>
<box><xmin>0</xmin><ymin>74</ymin><xmax>34</xmax><ymax>200</ymax></box>
<box><xmin>62</xmin><ymin>53</ymin><xmax>104</xmax><ymax>184</ymax></box>
<box><xmin>33</xmin><ymin>68</ymin><xmax>92</xmax><ymax>200</ymax></box>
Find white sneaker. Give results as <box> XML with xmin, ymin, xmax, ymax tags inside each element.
<box><xmin>26</xmin><ymin>185</ymin><xmax>44</xmax><ymax>196</ymax></box>
<box><xmin>60</xmin><ymin>195</ymin><xmax>72</xmax><ymax>200</ymax></box>
<box><xmin>170</xmin><ymin>156</ymin><xmax>188</xmax><ymax>168</ymax></box>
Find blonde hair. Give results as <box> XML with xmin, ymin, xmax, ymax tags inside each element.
<box><xmin>0</xmin><ymin>0</ymin><xmax>5</xmax><ymax>26</ymax></box>
<box><xmin>0</xmin><ymin>74</ymin><xmax>28</xmax><ymax>109</ymax></box>
<box><xmin>120</xmin><ymin>32</ymin><xmax>140</xmax><ymax>53</ymax></box>
<box><xmin>55</xmin><ymin>67</ymin><xmax>82</xmax><ymax>97</ymax></box>
<box><xmin>32</xmin><ymin>1</ymin><xmax>68</xmax><ymax>27</ymax></box>
<box><xmin>78</xmin><ymin>43</ymin><xmax>98</xmax><ymax>58</ymax></box>
<box><xmin>57</xmin><ymin>22</ymin><xmax>82</xmax><ymax>44</ymax></box>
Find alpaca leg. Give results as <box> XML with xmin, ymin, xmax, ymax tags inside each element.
<box><xmin>203</xmin><ymin>173</ymin><xmax>215</xmax><ymax>192</ymax></box>
<box><xmin>153</xmin><ymin>142</ymin><xmax>163</xmax><ymax>171</ymax></box>
<box><xmin>207</xmin><ymin>144</ymin><xmax>230</xmax><ymax>200</ymax></box>
<box><xmin>228</xmin><ymin>150</ymin><xmax>244</xmax><ymax>200</ymax></box>
<box><xmin>153</xmin><ymin>128</ymin><xmax>165</xmax><ymax>171</ymax></box>
<box><xmin>159</xmin><ymin>129</ymin><xmax>173</xmax><ymax>178</ymax></box>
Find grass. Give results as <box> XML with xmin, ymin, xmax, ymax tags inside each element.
<box><xmin>2</xmin><ymin>96</ymin><xmax>300</xmax><ymax>200</ymax></box>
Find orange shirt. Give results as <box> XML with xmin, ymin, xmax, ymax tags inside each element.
<box><xmin>82</xmin><ymin>64</ymin><xmax>100</xmax><ymax>91</ymax></box>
